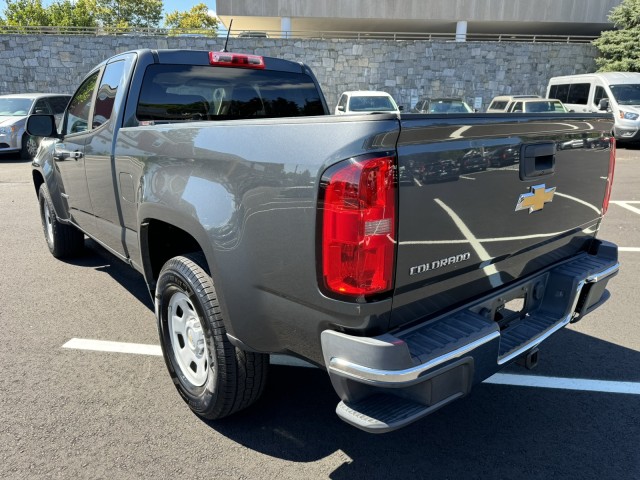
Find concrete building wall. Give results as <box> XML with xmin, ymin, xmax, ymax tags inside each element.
<box><xmin>0</xmin><ymin>35</ymin><xmax>597</xmax><ymax>111</ymax></box>
<box><xmin>216</xmin><ymin>0</ymin><xmax>620</xmax><ymax>35</ymax></box>
<box><xmin>218</xmin><ymin>0</ymin><xmax>617</xmax><ymax>24</ymax></box>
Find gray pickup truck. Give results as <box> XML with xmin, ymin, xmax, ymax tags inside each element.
<box><xmin>28</xmin><ymin>49</ymin><xmax>619</xmax><ymax>433</ymax></box>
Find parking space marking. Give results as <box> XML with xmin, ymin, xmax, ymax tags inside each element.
<box><xmin>619</xmin><ymin>247</ymin><xmax>640</xmax><ymax>252</ymax></box>
<box><xmin>63</xmin><ymin>338</ymin><xmax>162</xmax><ymax>356</ymax></box>
<box><xmin>484</xmin><ymin>373</ymin><xmax>640</xmax><ymax>395</ymax></box>
<box><xmin>610</xmin><ymin>201</ymin><xmax>640</xmax><ymax>215</ymax></box>
<box><xmin>63</xmin><ymin>338</ymin><xmax>640</xmax><ymax>395</ymax></box>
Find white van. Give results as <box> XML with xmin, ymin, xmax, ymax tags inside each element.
<box><xmin>547</xmin><ymin>72</ymin><xmax>640</xmax><ymax>141</ymax></box>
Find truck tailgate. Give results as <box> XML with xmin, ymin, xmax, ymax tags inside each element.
<box><xmin>391</xmin><ymin>114</ymin><xmax>614</xmax><ymax>328</ymax></box>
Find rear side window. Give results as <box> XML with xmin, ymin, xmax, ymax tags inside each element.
<box><xmin>136</xmin><ymin>65</ymin><xmax>325</xmax><ymax>123</ymax></box>
<box><xmin>567</xmin><ymin>83</ymin><xmax>590</xmax><ymax>105</ymax></box>
<box><xmin>93</xmin><ymin>60</ymin><xmax>125</xmax><ymax>128</ymax></box>
<box><xmin>489</xmin><ymin>100</ymin><xmax>508</xmax><ymax>110</ymax></box>
<box><xmin>550</xmin><ymin>84</ymin><xmax>570</xmax><ymax>103</ymax></box>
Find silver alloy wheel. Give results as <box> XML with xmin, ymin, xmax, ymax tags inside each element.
<box><xmin>43</xmin><ymin>202</ymin><xmax>54</xmax><ymax>245</ymax></box>
<box><xmin>168</xmin><ymin>291</ymin><xmax>209</xmax><ymax>386</ymax></box>
<box><xmin>26</xmin><ymin>136</ymin><xmax>38</xmax><ymax>158</ymax></box>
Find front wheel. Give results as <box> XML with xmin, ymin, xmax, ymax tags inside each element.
<box><xmin>38</xmin><ymin>183</ymin><xmax>84</xmax><ymax>258</ymax></box>
<box><xmin>21</xmin><ymin>134</ymin><xmax>39</xmax><ymax>160</ymax></box>
<box><xmin>156</xmin><ymin>253</ymin><xmax>268</xmax><ymax>419</ymax></box>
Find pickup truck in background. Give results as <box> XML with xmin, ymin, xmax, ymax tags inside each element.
<box><xmin>27</xmin><ymin>49</ymin><xmax>619</xmax><ymax>433</ymax></box>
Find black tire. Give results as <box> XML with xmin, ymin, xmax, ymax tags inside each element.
<box><xmin>20</xmin><ymin>134</ymin><xmax>38</xmax><ymax>160</ymax></box>
<box><xmin>156</xmin><ymin>253</ymin><xmax>268</xmax><ymax>419</ymax></box>
<box><xmin>38</xmin><ymin>183</ymin><xmax>84</xmax><ymax>258</ymax></box>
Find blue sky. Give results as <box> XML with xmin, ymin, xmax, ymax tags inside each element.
<box><xmin>0</xmin><ymin>1</ymin><xmax>218</xmax><ymax>23</ymax></box>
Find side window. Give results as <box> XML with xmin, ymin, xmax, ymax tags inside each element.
<box><xmin>511</xmin><ymin>102</ymin><xmax>523</xmax><ymax>112</ymax></box>
<box><xmin>92</xmin><ymin>60</ymin><xmax>126</xmax><ymax>128</ymax></box>
<box><xmin>553</xmin><ymin>84</ymin><xmax>570</xmax><ymax>103</ymax></box>
<box><xmin>338</xmin><ymin>94</ymin><xmax>347</xmax><ymax>110</ymax></box>
<box><xmin>567</xmin><ymin>83</ymin><xmax>590</xmax><ymax>105</ymax></box>
<box><xmin>33</xmin><ymin>99</ymin><xmax>52</xmax><ymax>114</ymax></box>
<box><xmin>49</xmin><ymin>96</ymin><xmax>70</xmax><ymax>115</ymax></box>
<box><xmin>65</xmin><ymin>72</ymin><xmax>99</xmax><ymax>135</ymax></box>
<box><xmin>593</xmin><ymin>86</ymin><xmax>608</xmax><ymax>106</ymax></box>
<box><xmin>548</xmin><ymin>85</ymin><xmax>558</xmax><ymax>99</ymax></box>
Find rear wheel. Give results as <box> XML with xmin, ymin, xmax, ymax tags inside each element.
<box><xmin>38</xmin><ymin>183</ymin><xmax>84</xmax><ymax>258</ymax></box>
<box><xmin>156</xmin><ymin>253</ymin><xmax>268</xmax><ymax>419</ymax></box>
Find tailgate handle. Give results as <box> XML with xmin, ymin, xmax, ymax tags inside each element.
<box><xmin>520</xmin><ymin>142</ymin><xmax>555</xmax><ymax>180</ymax></box>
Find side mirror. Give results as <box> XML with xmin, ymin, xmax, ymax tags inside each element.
<box><xmin>27</xmin><ymin>114</ymin><xmax>57</xmax><ymax>138</ymax></box>
<box><xmin>337</xmin><ymin>105</ymin><xmax>345</xmax><ymax>112</ymax></box>
<box><xmin>598</xmin><ymin>98</ymin><xmax>610</xmax><ymax>111</ymax></box>
<box><xmin>399</xmin><ymin>105</ymin><xmax>404</xmax><ymax>111</ymax></box>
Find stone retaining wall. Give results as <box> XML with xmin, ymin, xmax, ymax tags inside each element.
<box><xmin>0</xmin><ymin>35</ymin><xmax>598</xmax><ymax>111</ymax></box>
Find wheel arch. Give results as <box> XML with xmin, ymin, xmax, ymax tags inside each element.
<box><xmin>138</xmin><ymin>210</ymin><xmax>217</xmax><ymax>298</ymax></box>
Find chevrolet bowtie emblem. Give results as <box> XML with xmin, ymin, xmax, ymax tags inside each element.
<box><xmin>515</xmin><ymin>184</ymin><xmax>556</xmax><ymax>213</ymax></box>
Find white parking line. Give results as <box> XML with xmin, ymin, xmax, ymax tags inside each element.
<box><xmin>484</xmin><ymin>373</ymin><xmax>640</xmax><ymax>395</ymax></box>
<box><xmin>610</xmin><ymin>201</ymin><xmax>640</xmax><ymax>215</ymax></box>
<box><xmin>619</xmin><ymin>247</ymin><xmax>640</xmax><ymax>252</ymax></box>
<box><xmin>63</xmin><ymin>338</ymin><xmax>162</xmax><ymax>356</ymax></box>
<box><xmin>63</xmin><ymin>338</ymin><xmax>640</xmax><ymax>395</ymax></box>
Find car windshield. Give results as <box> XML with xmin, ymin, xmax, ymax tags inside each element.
<box><xmin>428</xmin><ymin>101</ymin><xmax>472</xmax><ymax>113</ymax></box>
<box><xmin>0</xmin><ymin>98</ymin><xmax>34</xmax><ymax>116</ymax></box>
<box><xmin>349</xmin><ymin>95</ymin><xmax>396</xmax><ymax>112</ymax></box>
<box><xmin>609</xmin><ymin>84</ymin><xmax>640</xmax><ymax>106</ymax></box>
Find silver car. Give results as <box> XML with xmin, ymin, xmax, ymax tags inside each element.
<box><xmin>0</xmin><ymin>93</ymin><xmax>70</xmax><ymax>159</ymax></box>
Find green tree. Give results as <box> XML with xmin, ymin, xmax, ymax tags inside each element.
<box><xmin>593</xmin><ymin>0</ymin><xmax>640</xmax><ymax>72</ymax></box>
<box><xmin>165</xmin><ymin>3</ymin><xmax>218</xmax><ymax>36</ymax></box>
<box><xmin>97</xmin><ymin>0</ymin><xmax>163</xmax><ymax>30</ymax></box>
<box><xmin>3</xmin><ymin>0</ymin><xmax>50</xmax><ymax>26</ymax></box>
<box><xmin>48</xmin><ymin>0</ymin><xmax>98</xmax><ymax>28</ymax></box>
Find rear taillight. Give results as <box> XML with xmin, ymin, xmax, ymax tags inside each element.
<box><xmin>319</xmin><ymin>154</ymin><xmax>397</xmax><ymax>297</ymax></box>
<box><xmin>602</xmin><ymin>137</ymin><xmax>616</xmax><ymax>215</ymax></box>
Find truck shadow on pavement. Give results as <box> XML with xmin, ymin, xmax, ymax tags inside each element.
<box><xmin>206</xmin><ymin>330</ymin><xmax>640</xmax><ymax>480</ymax></box>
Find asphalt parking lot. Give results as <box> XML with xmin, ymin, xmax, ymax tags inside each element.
<box><xmin>1</xmin><ymin>146</ymin><xmax>639</xmax><ymax>479</ymax></box>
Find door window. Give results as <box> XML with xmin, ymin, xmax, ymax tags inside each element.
<box><xmin>33</xmin><ymin>99</ymin><xmax>53</xmax><ymax>114</ymax></box>
<box><xmin>64</xmin><ymin>72</ymin><xmax>99</xmax><ymax>135</ymax></box>
<box><xmin>593</xmin><ymin>86</ymin><xmax>609</xmax><ymax>106</ymax></box>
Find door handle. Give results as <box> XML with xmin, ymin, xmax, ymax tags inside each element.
<box><xmin>520</xmin><ymin>142</ymin><xmax>555</xmax><ymax>181</ymax></box>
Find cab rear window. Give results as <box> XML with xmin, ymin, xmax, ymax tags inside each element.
<box><xmin>136</xmin><ymin>64</ymin><xmax>325</xmax><ymax>123</ymax></box>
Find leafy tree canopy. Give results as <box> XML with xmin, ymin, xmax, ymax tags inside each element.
<box><xmin>0</xmin><ymin>0</ymin><xmax>163</xmax><ymax>29</ymax></box>
<box><xmin>594</xmin><ymin>0</ymin><xmax>640</xmax><ymax>72</ymax></box>
<box><xmin>165</xmin><ymin>3</ymin><xmax>218</xmax><ymax>36</ymax></box>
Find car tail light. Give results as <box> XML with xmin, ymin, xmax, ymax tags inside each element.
<box><xmin>319</xmin><ymin>154</ymin><xmax>397</xmax><ymax>297</ymax></box>
<box><xmin>209</xmin><ymin>52</ymin><xmax>265</xmax><ymax>69</ymax></box>
<box><xmin>602</xmin><ymin>137</ymin><xmax>616</xmax><ymax>215</ymax></box>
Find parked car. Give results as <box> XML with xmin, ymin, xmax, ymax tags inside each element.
<box><xmin>506</xmin><ymin>99</ymin><xmax>568</xmax><ymax>113</ymax></box>
<box><xmin>412</xmin><ymin>98</ymin><xmax>473</xmax><ymax>113</ymax></box>
<box><xmin>0</xmin><ymin>93</ymin><xmax>70</xmax><ymax>159</ymax></box>
<box><xmin>335</xmin><ymin>90</ymin><xmax>401</xmax><ymax>114</ymax></box>
<box><xmin>486</xmin><ymin>94</ymin><xmax>541</xmax><ymax>113</ymax></box>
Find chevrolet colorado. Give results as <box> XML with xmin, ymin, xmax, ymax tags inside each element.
<box><xmin>28</xmin><ymin>49</ymin><xmax>619</xmax><ymax>433</ymax></box>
